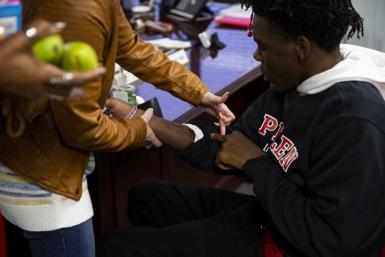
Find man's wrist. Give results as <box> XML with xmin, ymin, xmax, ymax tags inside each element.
<box><xmin>149</xmin><ymin>116</ymin><xmax>196</xmax><ymax>149</ymax></box>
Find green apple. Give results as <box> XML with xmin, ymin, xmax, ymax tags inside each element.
<box><xmin>32</xmin><ymin>34</ymin><xmax>64</xmax><ymax>65</ymax></box>
<box><xmin>61</xmin><ymin>42</ymin><xmax>98</xmax><ymax>71</ymax></box>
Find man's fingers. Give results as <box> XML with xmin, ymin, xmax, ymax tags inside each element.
<box><xmin>219</xmin><ymin>117</ymin><xmax>226</xmax><ymax>136</ymax></box>
<box><xmin>210</xmin><ymin>133</ymin><xmax>225</xmax><ymax>142</ymax></box>
<box><xmin>140</xmin><ymin>108</ymin><xmax>154</xmax><ymax>124</ymax></box>
<box><xmin>215</xmin><ymin>156</ymin><xmax>233</xmax><ymax>170</ymax></box>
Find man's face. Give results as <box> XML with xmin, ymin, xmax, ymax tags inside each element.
<box><xmin>252</xmin><ymin>16</ymin><xmax>304</xmax><ymax>92</ymax></box>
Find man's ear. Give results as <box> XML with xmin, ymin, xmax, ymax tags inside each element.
<box><xmin>293</xmin><ymin>36</ymin><xmax>311</xmax><ymax>63</ymax></box>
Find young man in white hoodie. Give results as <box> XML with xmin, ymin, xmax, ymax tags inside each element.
<box><xmin>98</xmin><ymin>0</ymin><xmax>385</xmax><ymax>256</ymax></box>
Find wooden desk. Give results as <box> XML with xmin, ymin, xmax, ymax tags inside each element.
<box><xmin>136</xmin><ymin>22</ymin><xmax>261</xmax><ymax>120</ymax></box>
<box><xmin>89</xmin><ymin>20</ymin><xmax>269</xmax><ymax>237</ymax></box>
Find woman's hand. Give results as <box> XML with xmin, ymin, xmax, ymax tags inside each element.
<box><xmin>105</xmin><ymin>98</ymin><xmax>162</xmax><ymax>148</ymax></box>
<box><xmin>139</xmin><ymin>108</ymin><xmax>162</xmax><ymax>148</ymax></box>
<box><xmin>0</xmin><ymin>19</ymin><xmax>105</xmax><ymax>99</ymax></box>
<box><xmin>200</xmin><ymin>91</ymin><xmax>236</xmax><ymax>126</ymax></box>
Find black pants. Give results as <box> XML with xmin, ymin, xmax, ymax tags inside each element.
<box><xmin>97</xmin><ymin>180</ymin><xmax>267</xmax><ymax>257</ymax></box>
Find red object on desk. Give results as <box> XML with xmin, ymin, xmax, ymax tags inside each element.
<box><xmin>0</xmin><ymin>215</ymin><xmax>7</xmax><ymax>257</ymax></box>
<box><xmin>214</xmin><ymin>15</ymin><xmax>249</xmax><ymax>28</ymax></box>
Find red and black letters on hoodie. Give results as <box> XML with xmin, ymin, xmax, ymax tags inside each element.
<box><xmin>179</xmin><ymin>44</ymin><xmax>385</xmax><ymax>256</ymax></box>
<box><xmin>179</xmin><ymin>81</ymin><xmax>385</xmax><ymax>257</ymax></box>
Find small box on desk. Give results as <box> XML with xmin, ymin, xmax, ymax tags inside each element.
<box><xmin>0</xmin><ymin>0</ymin><xmax>22</xmax><ymax>36</ymax></box>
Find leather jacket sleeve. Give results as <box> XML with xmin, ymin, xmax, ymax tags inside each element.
<box><xmin>24</xmin><ymin>0</ymin><xmax>148</xmax><ymax>152</ymax></box>
<box><xmin>115</xmin><ymin>6</ymin><xmax>209</xmax><ymax>106</ymax></box>
<box><xmin>50</xmin><ymin>94</ymin><xmax>147</xmax><ymax>152</ymax></box>
<box><xmin>22</xmin><ymin>0</ymin><xmax>207</xmax><ymax>152</ymax></box>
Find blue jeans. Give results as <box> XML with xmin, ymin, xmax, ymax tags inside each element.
<box><xmin>23</xmin><ymin>218</ymin><xmax>95</xmax><ymax>257</ymax></box>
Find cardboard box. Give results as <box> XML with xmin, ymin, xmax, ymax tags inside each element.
<box><xmin>0</xmin><ymin>0</ymin><xmax>22</xmax><ymax>36</ymax></box>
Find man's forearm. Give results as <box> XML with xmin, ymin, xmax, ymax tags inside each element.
<box><xmin>129</xmin><ymin>106</ymin><xmax>195</xmax><ymax>149</ymax></box>
<box><xmin>149</xmin><ymin>116</ymin><xmax>195</xmax><ymax>149</ymax></box>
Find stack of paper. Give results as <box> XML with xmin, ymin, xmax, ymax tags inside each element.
<box><xmin>214</xmin><ymin>4</ymin><xmax>251</xmax><ymax>28</ymax></box>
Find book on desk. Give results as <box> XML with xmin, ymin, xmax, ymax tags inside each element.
<box><xmin>214</xmin><ymin>4</ymin><xmax>251</xmax><ymax>28</ymax></box>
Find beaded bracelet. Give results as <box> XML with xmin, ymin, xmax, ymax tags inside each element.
<box><xmin>125</xmin><ymin>105</ymin><xmax>138</xmax><ymax>120</ymax></box>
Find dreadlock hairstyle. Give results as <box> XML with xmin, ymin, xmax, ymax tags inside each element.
<box><xmin>242</xmin><ymin>0</ymin><xmax>364</xmax><ymax>52</ymax></box>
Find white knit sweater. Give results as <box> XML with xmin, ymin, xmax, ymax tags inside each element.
<box><xmin>0</xmin><ymin>156</ymin><xmax>95</xmax><ymax>232</ymax></box>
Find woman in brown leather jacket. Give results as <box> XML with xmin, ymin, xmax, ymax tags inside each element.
<box><xmin>0</xmin><ymin>1</ymin><xmax>234</xmax><ymax>257</ymax></box>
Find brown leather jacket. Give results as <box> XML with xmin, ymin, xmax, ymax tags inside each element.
<box><xmin>0</xmin><ymin>0</ymin><xmax>208</xmax><ymax>200</ymax></box>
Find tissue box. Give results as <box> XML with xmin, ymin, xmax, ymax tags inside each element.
<box><xmin>0</xmin><ymin>0</ymin><xmax>22</xmax><ymax>36</ymax></box>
